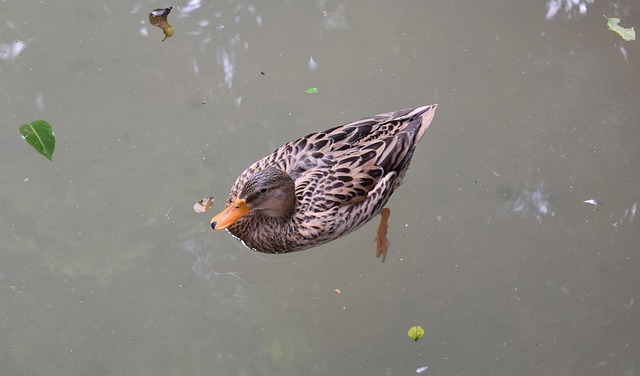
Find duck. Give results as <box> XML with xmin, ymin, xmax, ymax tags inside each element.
<box><xmin>211</xmin><ymin>104</ymin><xmax>437</xmax><ymax>262</ymax></box>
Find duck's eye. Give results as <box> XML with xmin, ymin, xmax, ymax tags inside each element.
<box><xmin>259</xmin><ymin>188</ymin><xmax>268</xmax><ymax>194</ymax></box>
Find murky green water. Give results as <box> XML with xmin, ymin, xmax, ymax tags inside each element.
<box><xmin>1</xmin><ymin>1</ymin><xmax>638</xmax><ymax>375</ymax></box>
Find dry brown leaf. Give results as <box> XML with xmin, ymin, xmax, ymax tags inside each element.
<box><xmin>193</xmin><ymin>197</ymin><xmax>215</xmax><ymax>213</ymax></box>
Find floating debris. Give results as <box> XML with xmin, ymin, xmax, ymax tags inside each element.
<box><xmin>606</xmin><ymin>17</ymin><xmax>636</xmax><ymax>41</ymax></box>
<box><xmin>582</xmin><ymin>199</ymin><xmax>602</xmax><ymax>206</ymax></box>
<box><xmin>193</xmin><ymin>197</ymin><xmax>215</xmax><ymax>213</ymax></box>
<box><xmin>19</xmin><ymin>120</ymin><xmax>55</xmax><ymax>161</ymax></box>
<box><xmin>149</xmin><ymin>7</ymin><xmax>174</xmax><ymax>41</ymax></box>
<box><xmin>408</xmin><ymin>325</ymin><xmax>425</xmax><ymax>341</ymax></box>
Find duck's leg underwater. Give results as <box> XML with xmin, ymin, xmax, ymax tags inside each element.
<box><xmin>375</xmin><ymin>207</ymin><xmax>391</xmax><ymax>262</ymax></box>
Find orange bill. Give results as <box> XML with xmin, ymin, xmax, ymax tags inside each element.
<box><xmin>211</xmin><ymin>198</ymin><xmax>250</xmax><ymax>230</ymax></box>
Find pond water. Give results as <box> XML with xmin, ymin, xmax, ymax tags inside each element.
<box><xmin>1</xmin><ymin>1</ymin><xmax>638</xmax><ymax>375</ymax></box>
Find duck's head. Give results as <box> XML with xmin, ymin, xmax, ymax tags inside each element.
<box><xmin>211</xmin><ymin>167</ymin><xmax>296</xmax><ymax>230</ymax></box>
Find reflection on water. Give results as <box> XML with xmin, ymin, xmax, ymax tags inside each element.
<box><xmin>0</xmin><ymin>40</ymin><xmax>26</xmax><ymax>61</ymax></box>
<box><xmin>498</xmin><ymin>182</ymin><xmax>555</xmax><ymax>223</ymax></box>
<box><xmin>321</xmin><ymin>3</ymin><xmax>348</xmax><ymax>30</ymax></box>
<box><xmin>545</xmin><ymin>0</ymin><xmax>594</xmax><ymax>20</ymax></box>
<box><xmin>180</xmin><ymin>237</ymin><xmax>252</xmax><ymax>294</ymax></box>
<box><xmin>217</xmin><ymin>46</ymin><xmax>236</xmax><ymax>89</ymax></box>
<box><xmin>179</xmin><ymin>0</ymin><xmax>202</xmax><ymax>15</ymax></box>
<box><xmin>612</xmin><ymin>202</ymin><xmax>637</xmax><ymax>228</ymax></box>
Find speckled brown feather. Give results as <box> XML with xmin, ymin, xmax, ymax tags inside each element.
<box><xmin>219</xmin><ymin>104</ymin><xmax>437</xmax><ymax>254</ymax></box>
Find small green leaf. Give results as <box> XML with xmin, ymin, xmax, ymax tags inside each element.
<box><xmin>408</xmin><ymin>325</ymin><xmax>425</xmax><ymax>341</ymax></box>
<box><xmin>304</xmin><ymin>87</ymin><xmax>318</xmax><ymax>93</ymax></box>
<box><xmin>19</xmin><ymin>120</ymin><xmax>56</xmax><ymax>161</ymax></box>
<box><xmin>606</xmin><ymin>17</ymin><xmax>636</xmax><ymax>41</ymax></box>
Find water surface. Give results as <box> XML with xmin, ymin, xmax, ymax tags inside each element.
<box><xmin>1</xmin><ymin>1</ymin><xmax>638</xmax><ymax>375</ymax></box>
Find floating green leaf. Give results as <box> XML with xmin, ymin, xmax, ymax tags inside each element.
<box><xmin>408</xmin><ymin>325</ymin><xmax>425</xmax><ymax>341</ymax></box>
<box><xmin>19</xmin><ymin>120</ymin><xmax>56</xmax><ymax>161</ymax></box>
<box><xmin>304</xmin><ymin>87</ymin><xmax>318</xmax><ymax>93</ymax></box>
<box><xmin>606</xmin><ymin>17</ymin><xmax>636</xmax><ymax>41</ymax></box>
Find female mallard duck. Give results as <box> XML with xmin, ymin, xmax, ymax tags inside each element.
<box><xmin>211</xmin><ymin>104</ymin><xmax>437</xmax><ymax>261</ymax></box>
